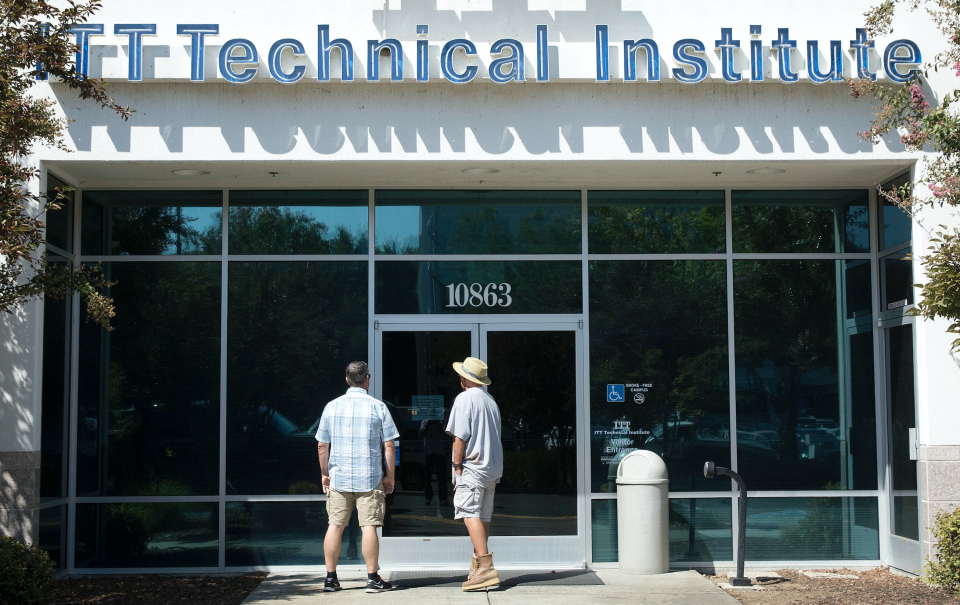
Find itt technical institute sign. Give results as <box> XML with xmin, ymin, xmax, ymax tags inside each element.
<box><xmin>50</xmin><ymin>23</ymin><xmax>920</xmax><ymax>85</ymax></box>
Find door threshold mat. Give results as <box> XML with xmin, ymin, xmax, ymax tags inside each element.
<box><xmin>388</xmin><ymin>569</ymin><xmax>603</xmax><ymax>588</ymax></box>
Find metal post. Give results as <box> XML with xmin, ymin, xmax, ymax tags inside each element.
<box><xmin>704</xmin><ymin>462</ymin><xmax>750</xmax><ymax>586</ymax></box>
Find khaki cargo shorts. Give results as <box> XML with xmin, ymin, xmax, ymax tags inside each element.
<box><xmin>326</xmin><ymin>482</ymin><xmax>386</xmax><ymax>527</ymax></box>
<box><xmin>453</xmin><ymin>482</ymin><xmax>496</xmax><ymax>522</ymax></box>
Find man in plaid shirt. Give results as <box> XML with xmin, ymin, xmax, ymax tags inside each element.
<box><xmin>316</xmin><ymin>361</ymin><xmax>399</xmax><ymax>593</ymax></box>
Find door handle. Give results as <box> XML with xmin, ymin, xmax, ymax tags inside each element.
<box><xmin>908</xmin><ymin>428</ymin><xmax>918</xmax><ymax>461</ymax></box>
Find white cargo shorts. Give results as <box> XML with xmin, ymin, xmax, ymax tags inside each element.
<box><xmin>453</xmin><ymin>481</ymin><xmax>497</xmax><ymax>522</ymax></box>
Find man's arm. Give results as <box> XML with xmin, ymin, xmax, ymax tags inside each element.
<box><xmin>317</xmin><ymin>442</ymin><xmax>331</xmax><ymax>493</ymax></box>
<box><xmin>452</xmin><ymin>437</ymin><xmax>466</xmax><ymax>476</ymax></box>
<box><xmin>382</xmin><ymin>439</ymin><xmax>396</xmax><ymax>494</ymax></box>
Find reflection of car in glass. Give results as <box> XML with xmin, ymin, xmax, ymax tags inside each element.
<box><xmin>227</xmin><ymin>405</ymin><xmax>321</xmax><ymax>495</ymax></box>
<box><xmin>383</xmin><ymin>402</ymin><xmax>442</xmax><ymax>493</ymax></box>
<box><xmin>795</xmin><ymin>416</ymin><xmax>840</xmax><ymax>460</ymax></box>
<box><xmin>736</xmin><ymin>430</ymin><xmax>776</xmax><ymax>451</ymax></box>
<box><xmin>816</xmin><ymin>418</ymin><xmax>841</xmax><ymax>438</ymax></box>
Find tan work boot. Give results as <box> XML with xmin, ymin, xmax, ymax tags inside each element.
<box><xmin>461</xmin><ymin>553</ymin><xmax>499</xmax><ymax>591</ymax></box>
<box><xmin>467</xmin><ymin>554</ymin><xmax>480</xmax><ymax>581</ymax></box>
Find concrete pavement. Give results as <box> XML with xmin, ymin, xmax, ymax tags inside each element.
<box><xmin>242</xmin><ymin>569</ymin><xmax>739</xmax><ymax>605</ymax></box>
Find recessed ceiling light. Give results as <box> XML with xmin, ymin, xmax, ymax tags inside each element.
<box><xmin>462</xmin><ymin>168</ymin><xmax>501</xmax><ymax>175</ymax></box>
<box><xmin>746</xmin><ymin>168</ymin><xmax>786</xmax><ymax>175</ymax></box>
<box><xmin>171</xmin><ymin>169</ymin><xmax>211</xmax><ymax>176</ymax></box>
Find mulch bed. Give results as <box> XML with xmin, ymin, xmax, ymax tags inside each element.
<box><xmin>709</xmin><ymin>568</ymin><xmax>959</xmax><ymax>605</ymax></box>
<box><xmin>42</xmin><ymin>574</ymin><xmax>267</xmax><ymax>605</ymax></box>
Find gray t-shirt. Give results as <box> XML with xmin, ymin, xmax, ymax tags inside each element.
<box><xmin>445</xmin><ymin>387</ymin><xmax>503</xmax><ymax>486</ymax></box>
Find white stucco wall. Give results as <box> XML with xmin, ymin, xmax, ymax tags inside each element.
<box><xmin>0</xmin><ymin>163</ymin><xmax>44</xmax><ymax>454</ymax></box>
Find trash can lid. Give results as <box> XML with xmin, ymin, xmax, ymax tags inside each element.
<box><xmin>615</xmin><ymin>450</ymin><xmax>669</xmax><ymax>485</ymax></box>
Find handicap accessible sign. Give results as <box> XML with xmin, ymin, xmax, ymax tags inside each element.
<box><xmin>607</xmin><ymin>384</ymin><xmax>625</xmax><ymax>402</ymax></box>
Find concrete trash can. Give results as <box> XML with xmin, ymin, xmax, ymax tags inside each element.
<box><xmin>615</xmin><ymin>449</ymin><xmax>669</xmax><ymax>574</ymax></box>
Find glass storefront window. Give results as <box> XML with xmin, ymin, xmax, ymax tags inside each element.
<box><xmin>81</xmin><ymin>191</ymin><xmax>222</xmax><ymax>255</ymax></box>
<box><xmin>41</xmin><ymin>286</ymin><xmax>69</xmax><ymax>500</ymax></box>
<box><xmin>588</xmin><ymin>190</ymin><xmax>725</xmax><ymax>254</ymax></box>
<box><xmin>734</xmin><ymin>260</ymin><xmax>877</xmax><ymax>490</ymax></box>
<box><xmin>375</xmin><ymin>190</ymin><xmax>581</xmax><ymax>255</ymax></box>
<box><xmin>37</xmin><ymin>186</ymin><xmax>895</xmax><ymax>570</ymax></box>
<box><xmin>888</xmin><ymin>325</ymin><xmax>918</xmax><ymax>541</ymax></box>
<box><xmin>880</xmin><ymin>173</ymin><xmax>912</xmax><ymax>251</ymax></box>
<box><xmin>882</xmin><ymin>249</ymin><xmax>914</xmax><ymax>310</ymax></box>
<box><xmin>733</xmin><ymin>191</ymin><xmax>870</xmax><ymax>253</ymax></box>
<box><xmin>845</xmin><ymin>260</ymin><xmax>873</xmax><ymax>320</ymax></box>
<box><xmin>46</xmin><ymin>175</ymin><xmax>72</xmax><ymax>252</ymax></box>
<box><xmin>746</xmin><ymin>497</ymin><xmax>880</xmax><ymax>560</ymax></box>
<box><xmin>75</xmin><ymin>503</ymin><xmax>218</xmax><ymax>568</ymax></box>
<box><xmin>77</xmin><ymin>262</ymin><xmax>221</xmax><ymax>497</ymax></box>
<box><xmin>226</xmin><ymin>261</ymin><xmax>367</xmax><ymax>495</ymax></box>
<box><xmin>375</xmin><ymin>260</ymin><xmax>582</xmax><ymax>314</ymax></box>
<box><xmin>229</xmin><ymin>190</ymin><xmax>368</xmax><ymax>255</ymax></box>
<box><xmin>226</xmin><ymin>502</ymin><xmax>363</xmax><ymax>566</ymax></box>
<box><xmin>592</xmin><ymin>498</ymin><xmax>732</xmax><ymax>563</ymax></box>
<box><xmin>39</xmin><ymin>506</ymin><xmax>65</xmax><ymax>570</ymax></box>
<box><xmin>590</xmin><ymin>260</ymin><xmax>729</xmax><ymax>493</ymax></box>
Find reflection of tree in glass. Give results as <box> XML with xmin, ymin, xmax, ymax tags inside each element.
<box><xmin>229</xmin><ymin>206</ymin><xmax>365</xmax><ymax>255</ymax></box>
<box><xmin>734</xmin><ymin>260</ymin><xmax>841</xmax><ymax>490</ymax></box>
<box><xmin>226</xmin><ymin>261</ymin><xmax>367</xmax><ymax>494</ymax></box>
<box><xmin>79</xmin><ymin>262</ymin><xmax>221</xmax><ymax>496</ymax></box>
<box><xmin>110</xmin><ymin>207</ymin><xmax>216</xmax><ymax>255</ymax></box>
<box><xmin>589</xmin><ymin>205</ymin><xmax>725</xmax><ymax>254</ymax></box>
<box><xmin>589</xmin><ymin>260</ymin><xmax>729</xmax><ymax>493</ymax></box>
<box><xmin>377</xmin><ymin>204</ymin><xmax>580</xmax><ymax>255</ymax></box>
<box><xmin>734</xmin><ymin>204</ymin><xmax>836</xmax><ymax>253</ymax></box>
<box><xmin>779</xmin><ymin>491</ymin><xmax>843</xmax><ymax>558</ymax></box>
<box><xmin>490</xmin><ymin>332</ymin><xmax>577</xmax><ymax>496</ymax></box>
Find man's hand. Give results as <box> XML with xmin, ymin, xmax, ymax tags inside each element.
<box><xmin>453</xmin><ymin>437</ymin><xmax>466</xmax><ymax>477</ymax></box>
<box><xmin>383</xmin><ymin>439</ymin><xmax>397</xmax><ymax>495</ymax></box>
<box><xmin>321</xmin><ymin>475</ymin><xmax>331</xmax><ymax>494</ymax></box>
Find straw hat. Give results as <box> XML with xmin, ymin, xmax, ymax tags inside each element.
<box><xmin>453</xmin><ymin>357</ymin><xmax>492</xmax><ymax>386</ymax></box>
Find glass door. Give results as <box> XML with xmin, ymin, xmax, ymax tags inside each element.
<box><xmin>882</xmin><ymin>319</ymin><xmax>921</xmax><ymax>574</ymax></box>
<box><xmin>374</xmin><ymin>322</ymin><xmax>584</xmax><ymax>567</ymax></box>
<box><xmin>375</xmin><ymin>326</ymin><xmax>477</xmax><ymax>538</ymax></box>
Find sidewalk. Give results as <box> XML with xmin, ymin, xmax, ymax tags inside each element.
<box><xmin>242</xmin><ymin>569</ymin><xmax>739</xmax><ymax>605</ymax></box>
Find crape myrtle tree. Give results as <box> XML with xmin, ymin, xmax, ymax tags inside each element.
<box><xmin>1</xmin><ymin>0</ymin><xmax>132</xmax><ymax>328</ymax></box>
<box><xmin>851</xmin><ymin>0</ymin><xmax>960</xmax><ymax>350</ymax></box>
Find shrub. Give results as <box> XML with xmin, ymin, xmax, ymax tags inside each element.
<box><xmin>0</xmin><ymin>536</ymin><xmax>55</xmax><ymax>605</ymax></box>
<box><xmin>926</xmin><ymin>506</ymin><xmax>960</xmax><ymax>595</ymax></box>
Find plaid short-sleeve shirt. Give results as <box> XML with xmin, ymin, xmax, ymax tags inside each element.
<box><xmin>315</xmin><ymin>387</ymin><xmax>400</xmax><ymax>493</ymax></box>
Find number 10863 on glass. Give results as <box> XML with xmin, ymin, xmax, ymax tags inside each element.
<box><xmin>445</xmin><ymin>283</ymin><xmax>513</xmax><ymax>308</ymax></box>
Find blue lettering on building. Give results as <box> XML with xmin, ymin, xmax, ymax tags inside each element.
<box><xmin>54</xmin><ymin>24</ymin><xmax>921</xmax><ymax>85</ymax></box>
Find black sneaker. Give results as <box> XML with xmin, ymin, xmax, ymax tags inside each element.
<box><xmin>324</xmin><ymin>577</ymin><xmax>342</xmax><ymax>592</ymax></box>
<box><xmin>366</xmin><ymin>575</ymin><xmax>394</xmax><ymax>593</ymax></box>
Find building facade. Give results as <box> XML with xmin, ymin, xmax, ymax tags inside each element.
<box><xmin>1</xmin><ymin>0</ymin><xmax>959</xmax><ymax>576</ymax></box>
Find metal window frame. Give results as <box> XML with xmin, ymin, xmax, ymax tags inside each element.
<box><xmin>55</xmin><ymin>183</ymin><xmax>892</xmax><ymax>573</ymax></box>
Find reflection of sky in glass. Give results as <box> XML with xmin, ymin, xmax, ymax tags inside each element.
<box><xmin>843</xmin><ymin>204</ymin><xmax>870</xmax><ymax>253</ymax></box>
<box><xmin>228</xmin><ymin>191</ymin><xmax>369</xmax><ymax>254</ymax></box>
<box><xmin>229</xmin><ymin>205</ymin><xmax>368</xmax><ymax>241</ymax></box>
<box><xmin>375</xmin><ymin>206</ymin><xmax>420</xmax><ymax>251</ymax></box>
<box><xmin>883</xmin><ymin>203</ymin><xmax>912</xmax><ymax>250</ymax></box>
<box><xmin>293</xmin><ymin>206</ymin><xmax>368</xmax><ymax>241</ymax></box>
<box><xmin>166</xmin><ymin>207</ymin><xmax>222</xmax><ymax>254</ymax></box>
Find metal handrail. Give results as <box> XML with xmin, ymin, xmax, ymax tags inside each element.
<box><xmin>704</xmin><ymin>461</ymin><xmax>751</xmax><ymax>587</ymax></box>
